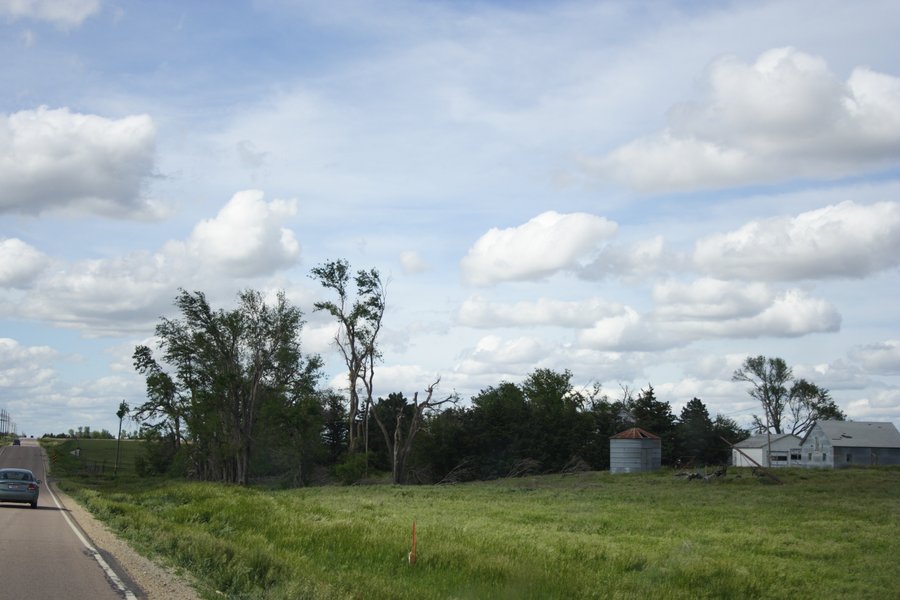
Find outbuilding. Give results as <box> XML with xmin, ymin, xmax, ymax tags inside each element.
<box><xmin>800</xmin><ymin>420</ymin><xmax>900</xmax><ymax>468</ymax></box>
<box><xmin>731</xmin><ymin>433</ymin><xmax>801</xmax><ymax>467</ymax></box>
<box><xmin>610</xmin><ymin>427</ymin><xmax>661</xmax><ymax>473</ymax></box>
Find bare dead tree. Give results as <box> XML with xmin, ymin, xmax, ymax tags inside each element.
<box><xmin>310</xmin><ymin>260</ymin><xmax>386</xmax><ymax>454</ymax></box>
<box><xmin>370</xmin><ymin>378</ymin><xmax>457</xmax><ymax>484</ymax></box>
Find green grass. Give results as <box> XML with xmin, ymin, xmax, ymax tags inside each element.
<box><xmin>48</xmin><ymin>467</ymin><xmax>900</xmax><ymax>599</ymax></box>
<box><xmin>43</xmin><ymin>437</ymin><xmax>144</xmax><ymax>477</ymax></box>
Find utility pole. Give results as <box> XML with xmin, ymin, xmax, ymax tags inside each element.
<box><xmin>115</xmin><ymin>400</ymin><xmax>129</xmax><ymax>476</ymax></box>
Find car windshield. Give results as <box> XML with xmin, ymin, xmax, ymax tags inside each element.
<box><xmin>0</xmin><ymin>471</ymin><xmax>30</xmax><ymax>481</ymax></box>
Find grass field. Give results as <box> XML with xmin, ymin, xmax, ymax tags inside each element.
<box><xmin>43</xmin><ymin>437</ymin><xmax>144</xmax><ymax>477</ymax></box>
<box><xmin>46</xmin><ymin>462</ymin><xmax>900</xmax><ymax>600</ymax></box>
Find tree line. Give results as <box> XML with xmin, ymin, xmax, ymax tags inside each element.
<box><xmin>130</xmin><ymin>260</ymin><xmax>843</xmax><ymax>486</ymax></box>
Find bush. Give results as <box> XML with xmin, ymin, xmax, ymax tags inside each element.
<box><xmin>333</xmin><ymin>453</ymin><xmax>369</xmax><ymax>485</ymax></box>
<box><xmin>135</xmin><ymin>431</ymin><xmax>184</xmax><ymax>477</ymax></box>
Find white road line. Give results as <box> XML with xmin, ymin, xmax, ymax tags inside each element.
<box><xmin>44</xmin><ymin>470</ymin><xmax>138</xmax><ymax>600</ymax></box>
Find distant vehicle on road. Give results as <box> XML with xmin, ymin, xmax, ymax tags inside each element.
<box><xmin>0</xmin><ymin>468</ymin><xmax>40</xmax><ymax>508</ymax></box>
<box><xmin>12</xmin><ymin>438</ymin><xmax>20</xmax><ymax>445</ymax></box>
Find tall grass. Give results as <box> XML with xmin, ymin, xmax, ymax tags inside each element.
<box><xmin>57</xmin><ymin>468</ymin><xmax>900</xmax><ymax>599</ymax></box>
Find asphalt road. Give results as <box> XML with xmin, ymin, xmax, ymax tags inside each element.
<box><xmin>0</xmin><ymin>440</ymin><xmax>138</xmax><ymax>599</ymax></box>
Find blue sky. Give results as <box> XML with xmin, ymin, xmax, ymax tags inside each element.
<box><xmin>1</xmin><ymin>0</ymin><xmax>899</xmax><ymax>437</ymax></box>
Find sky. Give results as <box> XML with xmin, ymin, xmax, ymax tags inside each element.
<box><xmin>1</xmin><ymin>0</ymin><xmax>900</xmax><ymax>438</ymax></box>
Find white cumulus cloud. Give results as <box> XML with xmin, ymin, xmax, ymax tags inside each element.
<box><xmin>181</xmin><ymin>190</ymin><xmax>300</xmax><ymax>278</ymax></box>
<box><xmin>693</xmin><ymin>201</ymin><xmax>900</xmax><ymax>281</ymax></box>
<box><xmin>578</xmin><ymin>235</ymin><xmax>675</xmax><ymax>281</ymax></box>
<box><xmin>0</xmin><ymin>337</ymin><xmax>57</xmax><ymax>389</ymax></box>
<box><xmin>0</xmin><ymin>106</ymin><xmax>159</xmax><ymax>218</ymax></box>
<box><xmin>0</xmin><ymin>238</ymin><xmax>50</xmax><ymax>288</ymax></box>
<box><xmin>589</xmin><ymin>48</ymin><xmax>900</xmax><ymax>192</ymax></box>
<box><xmin>454</xmin><ymin>334</ymin><xmax>554</xmax><ymax>377</ymax></box>
<box><xmin>850</xmin><ymin>340</ymin><xmax>900</xmax><ymax>375</ymax></box>
<box><xmin>4</xmin><ymin>190</ymin><xmax>303</xmax><ymax>336</ymax></box>
<box><xmin>458</xmin><ymin>295</ymin><xmax>621</xmax><ymax>328</ymax></box>
<box><xmin>845</xmin><ymin>388</ymin><xmax>900</xmax><ymax>421</ymax></box>
<box><xmin>653</xmin><ymin>278</ymin><xmax>775</xmax><ymax>321</ymax></box>
<box><xmin>461</xmin><ymin>211</ymin><xmax>617</xmax><ymax>286</ymax></box>
<box><xmin>578</xmin><ymin>285</ymin><xmax>840</xmax><ymax>352</ymax></box>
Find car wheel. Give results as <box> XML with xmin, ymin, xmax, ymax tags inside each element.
<box><xmin>30</xmin><ymin>500</ymin><xmax>37</xmax><ymax>509</ymax></box>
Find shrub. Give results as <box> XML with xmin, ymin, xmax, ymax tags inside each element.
<box><xmin>333</xmin><ymin>452</ymin><xmax>369</xmax><ymax>485</ymax></box>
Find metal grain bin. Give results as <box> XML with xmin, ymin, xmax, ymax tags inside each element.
<box><xmin>610</xmin><ymin>427</ymin><xmax>662</xmax><ymax>473</ymax></box>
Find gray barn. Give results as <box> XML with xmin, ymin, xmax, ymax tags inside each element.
<box><xmin>610</xmin><ymin>427</ymin><xmax>662</xmax><ymax>473</ymax></box>
<box><xmin>800</xmin><ymin>420</ymin><xmax>900</xmax><ymax>468</ymax></box>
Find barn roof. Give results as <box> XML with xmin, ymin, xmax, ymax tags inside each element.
<box><xmin>803</xmin><ymin>420</ymin><xmax>900</xmax><ymax>449</ymax></box>
<box><xmin>734</xmin><ymin>433</ymin><xmax>801</xmax><ymax>449</ymax></box>
<box><xmin>610</xmin><ymin>427</ymin><xmax>660</xmax><ymax>440</ymax></box>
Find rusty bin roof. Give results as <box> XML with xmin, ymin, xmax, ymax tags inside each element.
<box><xmin>610</xmin><ymin>427</ymin><xmax>660</xmax><ymax>440</ymax></box>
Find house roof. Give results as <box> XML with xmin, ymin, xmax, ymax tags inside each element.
<box><xmin>734</xmin><ymin>433</ymin><xmax>801</xmax><ymax>449</ymax></box>
<box><xmin>803</xmin><ymin>420</ymin><xmax>900</xmax><ymax>449</ymax></box>
<box><xmin>610</xmin><ymin>427</ymin><xmax>659</xmax><ymax>440</ymax></box>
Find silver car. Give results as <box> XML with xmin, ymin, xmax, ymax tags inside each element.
<box><xmin>0</xmin><ymin>468</ymin><xmax>40</xmax><ymax>509</ymax></box>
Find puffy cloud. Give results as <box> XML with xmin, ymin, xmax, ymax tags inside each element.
<box><xmin>470</xmin><ymin>335</ymin><xmax>546</xmax><ymax>365</ymax></box>
<box><xmin>181</xmin><ymin>190</ymin><xmax>300</xmax><ymax>277</ymax></box>
<box><xmin>400</xmin><ymin>250</ymin><xmax>428</xmax><ymax>274</ymax></box>
<box><xmin>4</xmin><ymin>190</ymin><xmax>302</xmax><ymax>336</ymax></box>
<box><xmin>0</xmin><ymin>337</ymin><xmax>57</xmax><ymax>389</ymax></box>
<box><xmin>681</xmin><ymin>289</ymin><xmax>841</xmax><ymax>338</ymax></box>
<box><xmin>653</xmin><ymin>278</ymin><xmax>775</xmax><ymax>321</ymax></box>
<box><xmin>0</xmin><ymin>238</ymin><xmax>50</xmax><ymax>288</ymax></box>
<box><xmin>0</xmin><ymin>107</ymin><xmax>159</xmax><ymax>218</ymax></box>
<box><xmin>693</xmin><ymin>201</ymin><xmax>900</xmax><ymax>281</ymax></box>
<box><xmin>458</xmin><ymin>295</ymin><xmax>620</xmax><ymax>328</ymax></box>
<box><xmin>302</xmin><ymin>322</ymin><xmax>340</xmax><ymax>356</ymax></box>
<box><xmin>15</xmin><ymin>251</ymin><xmax>178</xmax><ymax>336</ymax></box>
<box><xmin>461</xmin><ymin>211</ymin><xmax>617</xmax><ymax>286</ymax></box>
<box><xmin>589</xmin><ymin>48</ymin><xmax>900</xmax><ymax>192</ymax></box>
<box><xmin>683</xmin><ymin>353</ymin><xmax>751</xmax><ymax>381</ymax></box>
<box><xmin>577</xmin><ymin>306</ymin><xmax>669</xmax><ymax>352</ymax></box>
<box><xmin>454</xmin><ymin>334</ymin><xmax>553</xmax><ymax>377</ymax></box>
<box><xmin>849</xmin><ymin>340</ymin><xmax>900</xmax><ymax>375</ymax></box>
<box><xmin>0</xmin><ymin>0</ymin><xmax>101</xmax><ymax>27</ymax></box>
<box><xmin>844</xmin><ymin>388</ymin><xmax>900</xmax><ymax>422</ymax></box>
<box><xmin>578</xmin><ymin>285</ymin><xmax>839</xmax><ymax>351</ymax></box>
<box><xmin>577</xmin><ymin>236</ymin><xmax>675</xmax><ymax>281</ymax></box>
<box><xmin>794</xmin><ymin>359</ymin><xmax>870</xmax><ymax>392</ymax></box>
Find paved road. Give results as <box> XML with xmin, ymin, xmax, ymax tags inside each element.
<box><xmin>0</xmin><ymin>440</ymin><xmax>138</xmax><ymax>599</ymax></box>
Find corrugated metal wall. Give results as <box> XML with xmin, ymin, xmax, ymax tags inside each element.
<box><xmin>610</xmin><ymin>438</ymin><xmax>661</xmax><ymax>473</ymax></box>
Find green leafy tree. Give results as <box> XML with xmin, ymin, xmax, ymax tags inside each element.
<box><xmin>133</xmin><ymin>289</ymin><xmax>321</xmax><ymax>484</ymax></box>
<box><xmin>321</xmin><ymin>390</ymin><xmax>349</xmax><ymax>464</ymax></box>
<box><xmin>711</xmin><ymin>414</ymin><xmax>749</xmax><ymax>463</ymax></box>
<box><xmin>521</xmin><ymin>368</ymin><xmax>591</xmax><ymax>471</ymax></box>
<box><xmin>416</xmin><ymin>407</ymin><xmax>471</xmax><ymax>482</ymax></box>
<box><xmin>133</xmin><ymin>344</ymin><xmax>186</xmax><ymax>451</ymax></box>
<box><xmin>733</xmin><ymin>356</ymin><xmax>844</xmax><ymax>436</ymax></box>
<box><xmin>676</xmin><ymin>398</ymin><xmax>715</xmax><ymax>466</ymax></box>
<box><xmin>580</xmin><ymin>387</ymin><xmax>627</xmax><ymax>470</ymax></box>
<box><xmin>467</xmin><ymin>381</ymin><xmax>531</xmax><ymax>478</ymax></box>
<box><xmin>625</xmin><ymin>385</ymin><xmax>677</xmax><ymax>464</ymax></box>
<box><xmin>787</xmin><ymin>379</ymin><xmax>845</xmax><ymax>435</ymax></box>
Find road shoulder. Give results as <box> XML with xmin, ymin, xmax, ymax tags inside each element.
<box><xmin>42</xmin><ymin>447</ymin><xmax>201</xmax><ymax>600</ymax></box>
